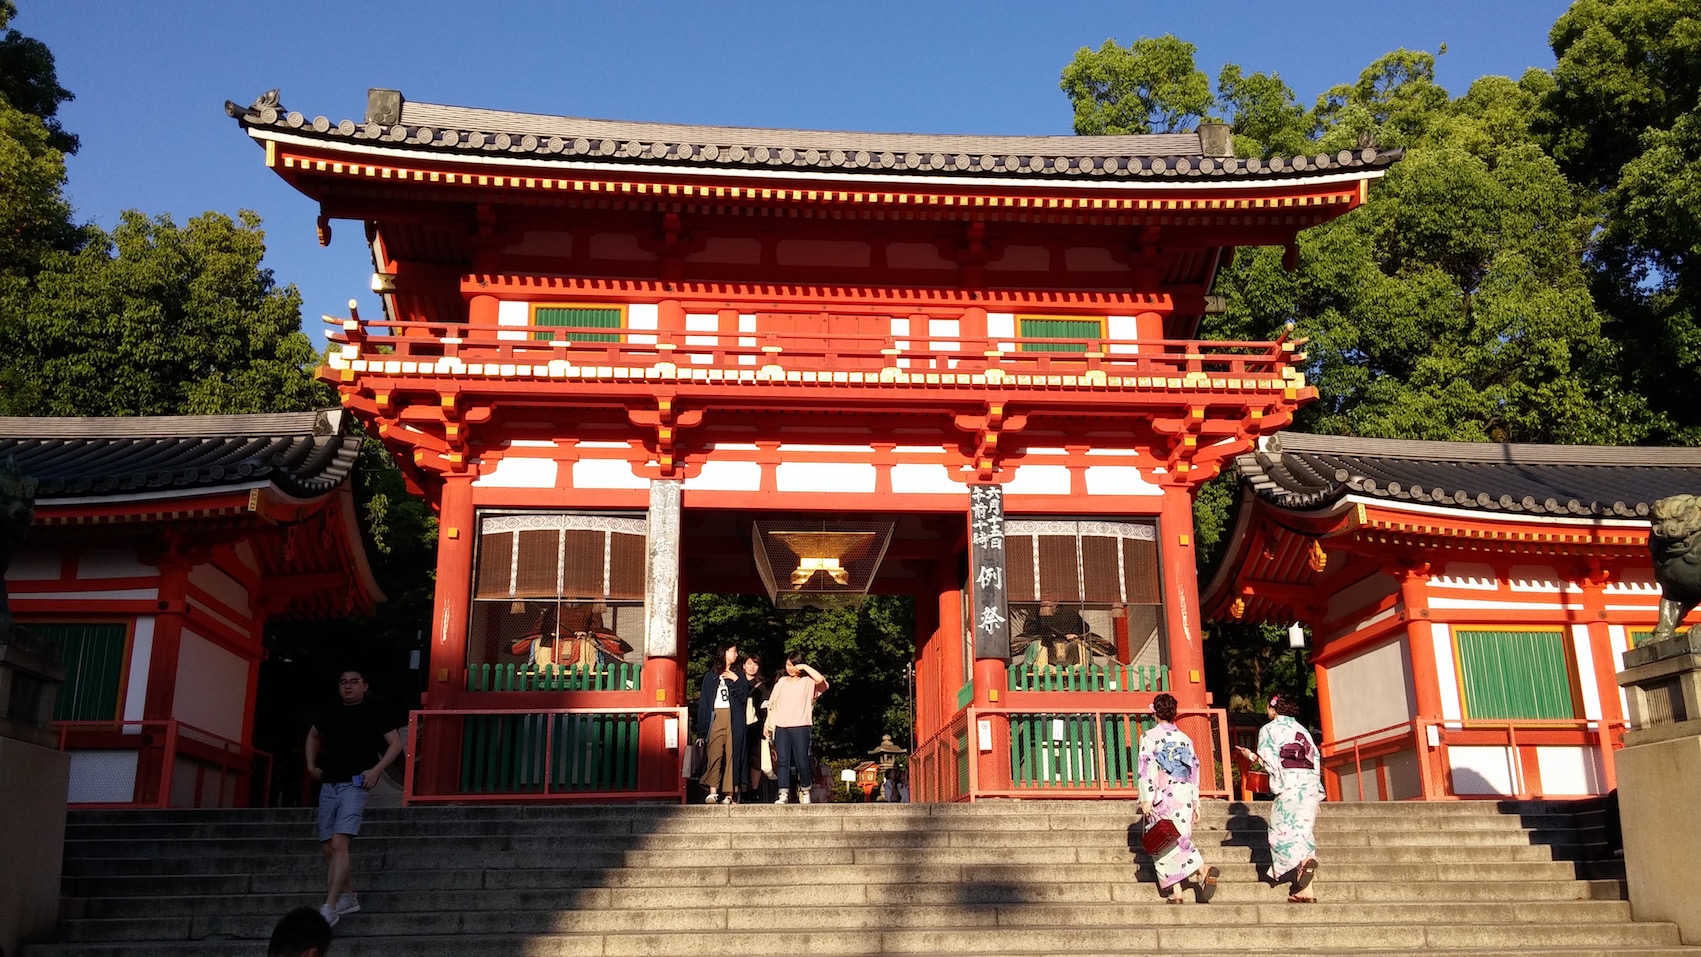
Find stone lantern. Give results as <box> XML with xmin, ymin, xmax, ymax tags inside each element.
<box><xmin>868</xmin><ymin>734</ymin><xmax>907</xmax><ymax>771</ymax></box>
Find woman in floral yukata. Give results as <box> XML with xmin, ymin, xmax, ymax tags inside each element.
<box><xmin>1136</xmin><ymin>693</ymin><xmax>1219</xmax><ymax>903</ymax></box>
<box><xmin>1242</xmin><ymin>694</ymin><xmax>1323</xmax><ymax>902</ymax></box>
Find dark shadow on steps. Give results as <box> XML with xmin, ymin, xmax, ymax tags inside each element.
<box><xmin>1497</xmin><ymin>796</ymin><xmax>1628</xmax><ymax>897</ymax></box>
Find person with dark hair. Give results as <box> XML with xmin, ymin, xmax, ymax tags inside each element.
<box><xmin>695</xmin><ymin>642</ymin><xmax>750</xmax><ymax>804</ymax></box>
<box><xmin>764</xmin><ymin>650</ymin><xmax>828</xmax><ymax>804</ymax></box>
<box><xmin>1239</xmin><ymin>694</ymin><xmax>1323</xmax><ymax>902</ymax></box>
<box><xmin>268</xmin><ymin>906</ymin><xmax>332</xmax><ymax>956</ymax></box>
<box><xmin>305</xmin><ymin>668</ymin><xmax>403</xmax><ymax>926</ymax></box>
<box><xmin>1136</xmin><ymin>693</ymin><xmax>1218</xmax><ymax>903</ymax></box>
<box><xmin>740</xmin><ymin>653</ymin><xmax>774</xmax><ymax>803</ymax></box>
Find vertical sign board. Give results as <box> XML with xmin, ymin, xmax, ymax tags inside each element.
<box><xmin>968</xmin><ymin>484</ymin><xmax>1010</xmax><ymax>660</ymax></box>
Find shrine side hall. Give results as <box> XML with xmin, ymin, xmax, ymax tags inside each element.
<box><xmin>223</xmin><ymin>87</ymin><xmax>1397</xmax><ymax>801</ymax></box>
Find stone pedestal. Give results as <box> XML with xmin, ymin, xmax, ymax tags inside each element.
<box><xmin>1617</xmin><ymin>632</ymin><xmax>1701</xmax><ymax>944</ymax></box>
<box><xmin>0</xmin><ymin>734</ymin><xmax>70</xmax><ymax>956</ymax></box>
<box><xmin>0</xmin><ymin>620</ymin><xmax>69</xmax><ymax>957</ymax></box>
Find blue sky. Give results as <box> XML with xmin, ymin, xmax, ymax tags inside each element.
<box><xmin>21</xmin><ymin>1</ymin><xmax>1569</xmax><ymax>345</ymax></box>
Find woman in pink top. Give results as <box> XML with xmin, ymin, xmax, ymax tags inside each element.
<box><xmin>764</xmin><ymin>651</ymin><xmax>828</xmax><ymax>804</ymax></box>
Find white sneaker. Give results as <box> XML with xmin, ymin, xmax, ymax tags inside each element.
<box><xmin>774</xmin><ymin>789</ymin><xmax>789</xmax><ymax>804</ymax></box>
<box><xmin>334</xmin><ymin>892</ymin><xmax>360</xmax><ymax>915</ymax></box>
<box><xmin>705</xmin><ymin>791</ymin><xmax>719</xmax><ymax>804</ymax></box>
<box><xmin>720</xmin><ymin>793</ymin><xmax>735</xmax><ymax>805</ymax></box>
<box><xmin>317</xmin><ymin>903</ymin><xmax>339</xmax><ymax>928</ymax></box>
<box><xmin>799</xmin><ymin>789</ymin><xmax>812</xmax><ymax>805</ymax></box>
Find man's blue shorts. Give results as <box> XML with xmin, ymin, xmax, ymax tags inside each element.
<box><xmin>317</xmin><ymin>778</ymin><xmax>368</xmax><ymax>842</ymax></box>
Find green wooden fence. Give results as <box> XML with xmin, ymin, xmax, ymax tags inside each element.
<box><xmin>1009</xmin><ymin>712</ymin><xmax>1158</xmax><ymax>789</ymax></box>
<box><xmin>467</xmin><ymin>662</ymin><xmax>641</xmax><ymax>692</ymax></box>
<box><xmin>1007</xmin><ymin>663</ymin><xmax>1169</xmax><ymax>693</ymax></box>
<box><xmin>458</xmin><ymin>711</ymin><xmax>641</xmax><ymax>794</ymax></box>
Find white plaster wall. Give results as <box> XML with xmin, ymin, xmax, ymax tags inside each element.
<box><xmin>1536</xmin><ymin>745</ymin><xmax>1605</xmax><ymax>795</ymax></box>
<box><xmin>775</xmin><ymin>462</ymin><xmax>876</xmax><ymax>494</ymax></box>
<box><xmin>1001</xmin><ymin>465</ymin><xmax>1071</xmax><ymax>496</ymax></box>
<box><xmin>171</xmin><ymin>630</ymin><xmax>248</xmax><ymax>743</ymax></box>
<box><xmin>123</xmin><ymin>617</ymin><xmax>154</xmax><ymax>723</ymax></box>
<box><xmin>1608</xmin><ymin>624</ymin><xmax>1633</xmax><ymax>723</ymax></box>
<box><xmin>890</xmin><ymin>464</ymin><xmax>964</xmax><ymax>495</ymax></box>
<box><xmin>1327</xmin><ymin>639</ymin><xmax>1415</xmax><ymax>739</ymax></box>
<box><xmin>1572</xmin><ymin>624</ymin><xmax>1603</xmax><ymax>721</ymax></box>
<box><xmin>1083</xmin><ymin>466</ymin><xmax>1163</xmax><ymax>496</ymax></box>
<box><xmin>3</xmin><ymin>550</ymin><xmax>59</xmax><ymax>581</ymax></box>
<box><xmin>496</xmin><ymin>300</ymin><xmax>528</xmax><ymax>341</ymax></box>
<box><xmin>1433</xmin><ymin>623</ymin><xmax>1463</xmax><ymax>721</ymax></box>
<box><xmin>78</xmin><ymin>549</ymin><xmax>154</xmax><ymax>578</ymax></box>
<box><xmin>1325</xmin><ymin>573</ymin><xmax>1398</xmax><ymax>624</ymax></box>
<box><xmin>475</xmin><ymin>457</ymin><xmax>560</xmax><ymax>488</ymax></box>
<box><xmin>682</xmin><ymin>461</ymin><xmax>763</xmax><ymax>492</ymax></box>
<box><xmin>572</xmin><ymin>459</ymin><xmax>649</xmax><ymax>490</ymax></box>
<box><xmin>66</xmin><ymin>751</ymin><xmax>138</xmax><ymax>804</ymax></box>
<box><xmin>189</xmin><ymin>563</ymin><xmax>250</xmax><ymax>618</ymax></box>
<box><xmin>1449</xmin><ymin>745</ymin><xmax>1517</xmax><ymax>796</ymax></box>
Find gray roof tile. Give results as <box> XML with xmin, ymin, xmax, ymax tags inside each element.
<box><xmin>225</xmin><ymin>89</ymin><xmax>1401</xmax><ymax>183</ymax></box>
<box><xmin>0</xmin><ymin>410</ymin><xmax>361</xmax><ymax>501</ymax></box>
<box><xmin>1236</xmin><ymin>431</ymin><xmax>1701</xmax><ymax>519</ymax></box>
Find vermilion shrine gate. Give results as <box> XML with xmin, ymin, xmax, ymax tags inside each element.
<box><xmin>228</xmin><ymin>88</ymin><xmax>1396</xmax><ymax>801</ymax></box>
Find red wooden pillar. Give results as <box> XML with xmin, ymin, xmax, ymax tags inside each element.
<box><xmin>1580</xmin><ymin>579</ymin><xmax>1626</xmax><ymax>792</ymax></box>
<box><xmin>1315</xmin><ymin>662</ymin><xmax>1339</xmax><ymax>800</ymax></box>
<box><xmin>420</xmin><ymin>472</ymin><xmax>475</xmax><ymax>794</ymax></box>
<box><xmin>140</xmin><ymin>557</ymin><xmax>191</xmax><ymax>805</ymax></box>
<box><xmin>1159</xmin><ymin>486</ymin><xmax>1207</xmax><ymax>709</ymax></box>
<box><xmin>1395</xmin><ymin>566</ymin><xmax>1446</xmax><ymax>799</ymax></box>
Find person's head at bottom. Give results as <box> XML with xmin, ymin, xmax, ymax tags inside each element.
<box><xmin>1152</xmin><ymin>692</ymin><xmax>1178</xmax><ymax>724</ymax></box>
<box><xmin>269</xmin><ymin>906</ymin><xmax>332</xmax><ymax>957</ymax></box>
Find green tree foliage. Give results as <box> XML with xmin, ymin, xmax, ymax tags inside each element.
<box><xmin>0</xmin><ymin>0</ymin><xmax>75</xmax><ymax>154</ymax></box>
<box><xmin>688</xmin><ymin>594</ymin><xmax>914</xmax><ymax>757</ymax></box>
<box><xmin>0</xmin><ymin>2</ymin><xmax>80</xmax><ymax>301</ymax></box>
<box><xmin>1539</xmin><ymin>0</ymin><xmax>1701</xmax><ymax>440</ymax></box>
<box><xmin>0</xmin><ymin>210</ymin><xmax>328</xmax><ymax>416</ymax></box>
<box><xmin>1060</xmin><ymin>35</ymin><xmax>1215</xmax><ymax>135</ymax></box>
<box><xmin>1065</xmin><ymin>19</ymin><xmax>1700</xmax><ymax>712</ymax></box>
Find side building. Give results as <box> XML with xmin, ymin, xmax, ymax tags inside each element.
<box><xmin>1203</xmin><ymin>431</ymin><xmax>1699</xmax><ymax>801</ymax></box>
<box><xmin>1</xmin><ymin>410</ymin><xmax>382</xmax><ymax>807</ymax></box>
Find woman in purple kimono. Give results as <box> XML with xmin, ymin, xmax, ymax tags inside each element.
<box><xmin>1136</xmin><ymin>693</ymin><xmax>1219</xmax><ymax>903</ymax></box>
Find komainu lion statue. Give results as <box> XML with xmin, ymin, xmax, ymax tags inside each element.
<box><xmin>1650</xmin><ymin>494</ymin><xmax>1701</xmax><ymax>643</ymax></box>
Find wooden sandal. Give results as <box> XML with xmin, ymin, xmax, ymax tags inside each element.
<box><xmin>1293</xmin><ymin>858</ymin><xmax>1318</xmax><ymax>894</ymax></box>
<box><xmin>1196</xmin><ymin>866</ymin><xmax>1220</xmax><ymax>904</ymax></box>
<box><xmin>1287</xmin><ymin>893</ymin><xmax>1317</xmax><ymax>903</ymax></box>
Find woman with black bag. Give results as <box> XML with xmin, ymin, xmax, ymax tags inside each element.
<box><xmin>696</xmin><ymin>642</ymin><xmax>749</xmax><ymax>805</ymax></box>
<box><xmin>1136</xmin><ymin>693</ymin><xmax>1218</xmax><ymax>903</ymax></box>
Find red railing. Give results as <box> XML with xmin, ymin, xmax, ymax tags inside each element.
<box><xmin>911</xmin><ymin>706</ymin><xmax>1232</xmax><ymax>802</ymax></box>
<box><xmin>56</xmin><ymin>719</ymin><xmax>269</xmax><ymax>809</ymax></box>
<box><xmin>328</xmin><ymin>315</ymin><xmax>1301</xmax><ymax>386</ymax></box>
<box><xmin>403</xmin><ymin>706</ymin><xmax>689</xmax><ymax>804</ymax></box>
<box><xmin>1321</xmin><ymin>717</ymin><xmax>1625</xmax><ymax>801</ymax></box>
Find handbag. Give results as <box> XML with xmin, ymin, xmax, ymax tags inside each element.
<box><xmin>684</xmin><ymin>739</ymin><xmax>706</xmax><ymax>779</ymax></box>
<box><xmin>1141</xmin><ymin>817</ymin><xmax>1181</xmax><ymax>857</ymax></box>
<box><xmin>760</xmin><ymin>739</ymin><xmax>775</xmax><ymax>779</ymax></box>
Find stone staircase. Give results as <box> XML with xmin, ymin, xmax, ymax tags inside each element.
<box><xmin>29</xmin><ymin>799</ymin><xmax>1698</xmax><ymax>957</ymax></box>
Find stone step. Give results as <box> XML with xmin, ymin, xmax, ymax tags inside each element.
<box><xmin>59</xmin><ymin>838</ymin><xmax>1569</xmax><ymax>870</ymax></box>
<box><xmin>69</xmin><ymin>876</ymin><xmax>1603</xmax><ymax>922</ymax></box>
<box><xmin>62</xmin><ymin>806</ymin><xmax>1581</xmax><ymax>835</ymax></box>
<box><xmin>23</xmin><ymin>919</ymin><xmax>1687</xmax><ymax>957</ymax></box>
<box><xmin>59</xmin><ymin>855</ymin><xmax>1589</xmax><ymax>885</ymax></box>
<box><xmin>55</xmin><ymin>899</ymin><xmax>1641</xmax><ymax>942</ymax></box>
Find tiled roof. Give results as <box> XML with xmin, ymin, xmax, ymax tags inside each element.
<box><xmin>0</xmin><ymin>409</ymin><xmax>361</xmax><ymax>501</ymax></box>
<box><xmin>1236</xmin><ymin>432</ymin><xmax>1701</xmax><ymax>519</ymax></box>
<box><xmin>225</xmin><ymin>88</ymin><xmax>1402</xmax><ymax>183</ymax></box>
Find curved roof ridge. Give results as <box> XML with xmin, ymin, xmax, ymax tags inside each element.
<box><xmin>1272</xmin><ymin>430</ymin><xmax>1701</xmax><ymax>467</ymax></box>
<box><xmin>0</xmin><ymin>410</ymin><xmax>340</xmax><ymax>440</ymax></box>
<box><xmin>404</xmin><ymin>100</ymin><xmax>1203</xmax><ymax>156</ymax></box>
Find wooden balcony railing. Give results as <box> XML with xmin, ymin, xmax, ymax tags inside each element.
<box><xmin>326</xmin><ymin>313</ymin><xmax>1303</xmax><ymax>389</ymax></box>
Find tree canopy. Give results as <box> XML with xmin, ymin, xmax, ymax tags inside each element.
<box><xmin>1064</xmin><ymin>13</ymin><xmax>1701</xmax><ymax>711</ymax></box>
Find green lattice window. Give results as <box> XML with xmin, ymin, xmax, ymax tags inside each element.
<box><xmin>1455</xmin><ymin>628</ymin><xmax>1576</xmax><ymax>721</ymax></box>
<box><xmin>1018</xmin><ymin>317</ymin><xmax>1101</xmax><ymax>353</ymax></box>
<box><xmin>533</xmin><ymin>306</ymin><xmax>622</xmax><ymax>342</ymax></box>
<box><xmin>34</xmin><ymin>622</ymin><xmax>128</xmax><ymax>722</ymax></box>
